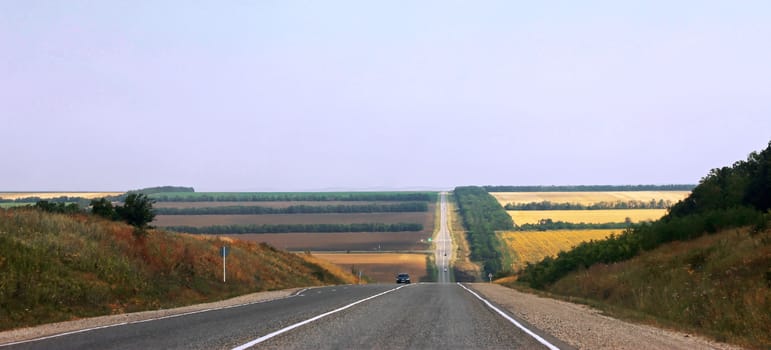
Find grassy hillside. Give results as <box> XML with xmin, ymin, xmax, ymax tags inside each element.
<box><xmin>512</xmin><ymin>227</ymin><xmax>769</xmax><ymax>348</ymax></box>
<box><xmin>0</xmin><ymin>208</ymin><xmax>356</xmax><ymax>331</ymax></box>
<box><xmin>503</xmin><ymin>141</ymin><xmax>771</xmax><ymax>348</ymax></box>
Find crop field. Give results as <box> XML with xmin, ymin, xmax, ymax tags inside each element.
<box><xmin>490</xmin><ymin>191</ymin><xmax>690</xmax><ymax>206</ymax></box>
<box><xmin>499</xmin><ymin>229</ymin><xmax>619</xmax><ymax>269</ymax></box>
<box><xmin>0</xmin><ymin>192</ymin><xmax>123</xmax><ymax>200</ymax></box>
<box><xmin>227</xmin><ymin>232</ymin><xmax>432</xmax><ymax>251</ymax></box>
<box><xmin>153</xmin><ymin>201</ymin><xmax>418</xmax><ymax>209</ymax></box>
<box><xmin>310</xmin><ymin>252</ymin><xmax>428</xmax><ymax>283</ymax></box>
<box><xmin>154</xmin><ymin>212</ymin><xmax>433</xmax><ymax>228</ymax></box>
<box><xmin>508</xmin><ymin>209</ymin><xmax>668</xmax><ymax>225</ymax></box>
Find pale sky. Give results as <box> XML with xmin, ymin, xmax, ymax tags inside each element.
<box><xmin>2</xmin><ymin>1</ymin><xmax>770</xmax><ymax>191</ymax></box>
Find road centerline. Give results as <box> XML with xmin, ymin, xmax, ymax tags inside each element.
<box><xmin>231</xmin><ymin>285</ymin><xmax>408</xmax><ymax>350</ymax></box>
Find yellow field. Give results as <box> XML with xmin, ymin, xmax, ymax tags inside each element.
<box><xmin>508</xmin><ymin>209</ymin><xmax>667</xmax><ymax>225</ymax></box>
<box><xmin>499</xmin><ymin>229</ymin><xmax>619</xmax><ymax>269</ymax></box>
<box><xmin>0</xmin><ymin>192</ymin><xmax>123</xmax><ymax>200</ymax></box>
<box><xmin>491</xmin><ymin>191</ymin><xmax>690</xmax><ymax>206</ymax></box>
<box><xmin>311</xmin><ymin>253</ymin><xmax>428</xmax><ymax>283</ymax></box>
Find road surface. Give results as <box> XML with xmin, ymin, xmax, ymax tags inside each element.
<box><xmin>435</xmin><ymin>192</ymin><xmax>453</xmax><ymax>283</ymax></box>
<box><xmin>3</xmin><ymin>284</ymin><xmax>570</xmax><ymax>350</ymax></box>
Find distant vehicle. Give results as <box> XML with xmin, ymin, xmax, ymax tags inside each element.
<box><xmin>444</xmin><ymin>267</ymin><xmax>447</xmax><ymax>272</ymax></box>
<box><xmin>396</xmin><ymin>273</ymin><xmax>411</xmax><ymax>284</ymax></box>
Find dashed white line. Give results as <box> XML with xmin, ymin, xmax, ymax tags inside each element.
<box><xmin>458</xmin><ymin>283</ymin><xmax>560</xmax><ymax>350</ymax></box>
<box><xmin>231</xmin><ymin>285</ymin><xmax>406</xmax><ymax>350</ymax></box>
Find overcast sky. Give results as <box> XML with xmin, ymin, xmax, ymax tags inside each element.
<box><xmin>2</xmin><ymin>1</ymin><xmax>770</xmax><ymax>191</ymax></box>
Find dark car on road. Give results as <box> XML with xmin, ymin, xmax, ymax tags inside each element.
<box><xmin>396</xmin><ymin>273</ymin><xmax>411</xmax><ymax>284</ymax></box>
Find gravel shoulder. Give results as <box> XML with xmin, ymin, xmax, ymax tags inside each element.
<box><xmin>0</xmin><ymin>288</ymin><xmax>300</xmax><ymax>345</ymax></box>
<box><xmin>469</xmin><ymin>283</ymin><xmax>745</xmax><ymax>350</ymax></box>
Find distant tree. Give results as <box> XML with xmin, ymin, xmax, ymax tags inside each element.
<box><xmin>34</xmin><ymin>200</ymin><xmax>57</xmax><ymax>212</ymax></box>
<box><xmin>744</xmin><ymin>141</ymin><xmax>771</xmax><ymax>211</ymax></box>
<box><xmin>116</xmin><ymin>194</ymin><xmax>156</xmax><ymax>235</ymax></box>
<box><xmin>90</xmin><ymin>198</ymin><xmax>117</xmax><ymax>220</ymax></box>
<box><xmin>34</xmin><ymin>201</ymin><xmax>82</xmax><ymax>214</ymax></box>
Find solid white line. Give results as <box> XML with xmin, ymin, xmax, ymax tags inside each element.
<box><xmin>231</xmin><ymin>285</ymin><xmax>406</xmax><ymax>350</ymax></box>
<box><xmin>457</xmin><ymin>283</ymin><xmax>560</xmax><ymax>350</ymax></box>
<box><xmin>0</xmin><ymin>294</ymin><xmax>298</xmax><ymax>347</ymax></box>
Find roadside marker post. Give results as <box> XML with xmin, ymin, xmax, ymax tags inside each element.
<box><xmin>221</xmin><ymin>246</ymin><xmax>229</xmax><ymax>282</ymax></box>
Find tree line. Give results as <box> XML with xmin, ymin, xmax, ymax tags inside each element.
<box><xmin>1</xmin><ymin>196</ymin><xmax>92</xmax><ymax>207</ymax></box>
<box><xmin>149</xmin><ymin>192</ymin><xmax>435</xmax><ymax>202</ymax></box>
<box><xmin>163</xmin><ymin>223</ymin><xmax>424</xmax><ymax>234</ymax></box>
<box><xmin>518</xmin><ymin>141</ymin><xmax>771</xmax><ymax>288</ymax></box>
<box><xmin>453</xmin><ymin>186</ymin><xmax>514</xmax><ymax>277</ymax></box>
<box><xmin>516</xmin><ymin>220</ymin><xmax>630</xmax><ymax>231</ymax></box>
<box><xmin>155</xmin><ymin>202</ymin><xmax>428</xmax><ymax>215</ymax></box>
<box><xmin>127</xmin><ymin>186</ymin><xmax>194</xmax><ymax>195</ymax></box>
<box><xmin>504</xmin><ymin>199</ymin><xmax>673</xmax><ymax>210</ymax></box>
<box><xmin>484</xmin><ymin>184</ymin><xmax>695</xmax><ymax>192</ymax></box>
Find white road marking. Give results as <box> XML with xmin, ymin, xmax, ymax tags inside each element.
<box><xmin>0</xmin><ymin>294</ymin><xmax>296</xmax><ymax>347</ymax></box>
<box><xmin>231</xmin><ymin>285</ymin><xmax>406</xmax><ymax>350</ymax></box>
<box><xmin>458</xmin><ymin>283</ymin><xmax>560</xmax><ymax>350</ymax></box>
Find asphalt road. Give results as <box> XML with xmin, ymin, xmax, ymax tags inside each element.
<box><xmin>435</xmin><ymin>192</ymin><xmax>453</xmax><ymax>284</ymax></box>
<box><xmin>4</xmin><ymin>284</ymin><xmax>571</xmax><ymax>350</ymax></box>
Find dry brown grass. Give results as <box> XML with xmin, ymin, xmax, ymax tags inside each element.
<box><xmin>0</xmin><ymin>192</ymin><xmax>123</xmax><ymax>200</ymax></box>
<box><xmin>508</xmin><ymin>209</ymin><xmax>668</xmax><ymax>225</ymax></box>
<box><xmin>0</xmin><ymin>209</ymin><xmax>357</xmax><ymax>331</ymax></box>
<box><xmin>490</xmin><ymin>191</ymin><xmax>690</xmax><ymax>206</ymax></box>
<box><xmin>299</xmin><ymin>254</ymin><xmax>361</xmax><ymax>284</ymax></box>
<box><xmin>547</xmin><ymin>227</ymin><xmax>771</xmax><ymax>349</ymax></box>
<box><xmin>311</xmin><ymin>252</ymin><xmax>428</xmax><ymax>283</ymax></box>
<box><xmin>226</xmin><ymin>232</ymin><xmax>432</xmax><ymax>251</ymax></box>
<box><xmin>499</xmin><ymin>229</ymin><xmax>618</xmax><ymax>270</ymax></box>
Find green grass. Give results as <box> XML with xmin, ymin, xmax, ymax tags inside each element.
<box><xmin>0</xmin><ymin>208</ymin><xmax>353</xmax><ymax>331</ymax></box>
<box><xmin>0</xmin><ymin>203</ymin><xmax>33</xmax><ymax>208</ymax></box>
<box><xmin>504</xmin><ymin>227</ymin><xmax>770</xmax><ymax>349</ymax></box>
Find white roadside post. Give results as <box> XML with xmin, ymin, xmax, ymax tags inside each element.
<box><xmin>221</xmin><ymin>246</ymin><xmax>229</xmax><ymax>282</ymax></box>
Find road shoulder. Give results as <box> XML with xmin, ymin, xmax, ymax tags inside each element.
<box><xmin>468</xmin><ymin>283</ymin><xmax>744</xmax><ymax>350</ymax></box>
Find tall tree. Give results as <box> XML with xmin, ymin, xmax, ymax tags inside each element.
<box><xmin>116</xmin><ymin>194</ymin><xmax>156</xmax><ymax>229</ymax></box>
<box><xmin>90</xmin><ymin>198</ymin><xmax>117</xmax><ymax>220</ymax></box>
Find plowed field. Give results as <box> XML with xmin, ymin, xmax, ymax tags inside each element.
<box><xmin>311</xmin><ymin>252</ymin><xmax>428</xmax><ymax>283</ymax></box>
<box><xmin>226</xmin><ymin>232</ymin><xmax>432</xmax><ymax>251</ymax></box>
